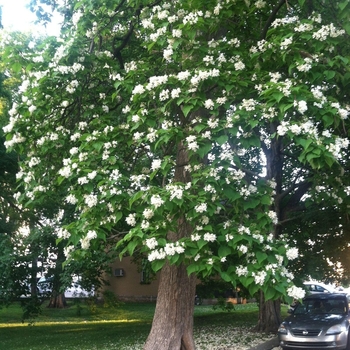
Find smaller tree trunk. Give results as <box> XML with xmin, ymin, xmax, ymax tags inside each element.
<box><xmin>47</xmin><ymin>293</ymin><xmax>67</xmax><ymax>308</ymax></box>
<box><xmin>256</xmin><ymin>291</ymin><xmax>281</xmax><ymax>333</ymax></box>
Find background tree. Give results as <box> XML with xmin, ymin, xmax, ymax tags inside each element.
<box><xmin>3</xmin><ymin>0</ymin><xmax>350</xmax><ymax>348</ymax></box>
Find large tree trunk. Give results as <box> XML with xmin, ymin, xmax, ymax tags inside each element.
<box><xmin>256</xmin><ymin>291</ymin><xmax>281</xmax><ymax>333</ymax></box>
<box><xmin>144</xmin><ymin>262</ymin><xmax>197</xmax><ymax>350</ymax></box>
<box><xmin>144</xmin><ymin>141</ymin><xmax>197</xmax><ymax>349</ymax></box>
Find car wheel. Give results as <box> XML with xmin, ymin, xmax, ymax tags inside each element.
<box><xmin>346</xmin><ymin>331</ymin><xmax>350</xmax><ymax>350</ymax></box>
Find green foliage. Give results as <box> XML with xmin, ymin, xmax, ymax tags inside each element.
<box><xmin>2</xmin><ymin>0</ymin><xmax>350</xmax><ymax>309</ymax></box>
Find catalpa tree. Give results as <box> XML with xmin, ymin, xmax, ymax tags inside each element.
<box><xmin>3</xmin><ymin>0</ymin><xmax>350</xmax><ymax>347</ymax></box>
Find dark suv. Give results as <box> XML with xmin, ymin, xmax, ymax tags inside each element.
<box><xmin>278</xmin><ymin>293</ymin><xmax>350</xmax><ymax>349</ymax></box>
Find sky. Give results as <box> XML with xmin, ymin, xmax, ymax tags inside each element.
<box><xmin>0</xmin><ymin>0</ymin><xmax>61</xmax><ymax>36</ymax></box>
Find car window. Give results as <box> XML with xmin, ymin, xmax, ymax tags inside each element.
<box><xmin>294</xmin><ymin>299</ymin><xmax>346</xmax><ymax>315</ymax></box>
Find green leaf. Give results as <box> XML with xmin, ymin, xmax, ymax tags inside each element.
<box><xmin>264</xmin><ymin>286</ymin><xmax>277</xmax><ymax>301</ymax></box>
<box><xmin>182</xmin><ymin>105</ymin><xmax>193</xmax><ymax>117</ymax></box>
<box><xmin>248</xmin><ymin>283</ymin><xmax>260</xmax><ymax>296</ymax></box>
<box><xmin>187</xmin><ymin>264</ymin><xmax>198</xmax><ymax>275</ymax></box>
<box><xmin>197</xmin><ymin>143</ymin><xmax>212</xmax><ymax>158</ymax></box>
<box><xmin>256</xmin><ymin>251</ymin><xmax>267</xmax><ymax>264</ymax></box>
<box><xmin>243</xmin><ymin>198</ymin><xmax>260</xmax><ymax>210</ymax></box>
<box><xmin>216</xmin><ymin>135</ymin><xmax>228</xmax><ymax>145</ymax></box>
<box><xmin>271</xmin><ymin>92</ymin><xmax>284</xmax><ymax>103</ymax></box>
<box><xmin>218</xmin><ymin>245</ymin><xmax>231</xmax><ymax>258</ymax></box>
<box><xmin>339</xmin><ymin>0</ymin><xmax>349</xmax><ymax>11</ymax></box>
<box><xmin>152</xmin><ymin>260</ymin><xmax>165</xmax><ymax>272</ymax></box>
<box><xmin>221</xmin><ymin>272</ymin><xmax>232</xmax><ymax>282</ymax></box>
<box><xmin>127</xmin><ymin>240</ymin><xmax>138</xmax><ymax>256</ymax></box>
<box><xmin>298</xmin><ymin>0</ymin><xmax>306</xmax><ymax>8</ymax></box>
<box><xmin>11</xmin><ymin>62</ymin><xmax>22</xmax><ymax>74</ymax></box>
<box><xmin>115</xmin><ymin>211</ymin><xmax>123</xmax><ymax>224</ymax></box>
<box><xmin>129</xmin><ymin>191</ymin><xmax>144</xmax><ymax>207</ymax></box>
<box><xmin>324</xmin><ymin>70</ymin><xmax>336</xmax><ymax>80</ymax></box>
<box><xmin>225</xmin><ymin>188</ymin><xmax>241</xmax><ymax>201</ymax></box>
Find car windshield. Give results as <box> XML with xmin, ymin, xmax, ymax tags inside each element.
<box><xmin>294</xmin><ymin>298</ymin><xmax>347</xmax><ymax>315</ymax></box>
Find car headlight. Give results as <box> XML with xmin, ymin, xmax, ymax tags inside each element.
<box><xmin>326</xmin><ymin>324</ymin><xmax>346</xmax><ymax>335</ymax></box>
<box><xmin>278</xmin><ymin>323</ymin><xmax>288</xmax><ymax>334</ymax></box>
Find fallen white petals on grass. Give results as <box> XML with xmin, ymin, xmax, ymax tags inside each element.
<box><xmin>111</xmin><ymin>325</ymin><xmax>276</xmax><ymax>350</ymax></box>
<box><xmin>194</xmin><ymin>325</ymin><xmax>275</xmax><ymax>350</ymax></box>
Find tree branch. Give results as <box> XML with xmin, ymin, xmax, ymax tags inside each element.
<box><xmin>260</xmin><ymin>0</ymin><xmax>286</xmax><ymax>40</ymax></box>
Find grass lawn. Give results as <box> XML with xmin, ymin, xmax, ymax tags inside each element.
<box><xmin>0</xmin><ymin>300</ymin><xmax>281</xmax><ymax>350</ymax></box>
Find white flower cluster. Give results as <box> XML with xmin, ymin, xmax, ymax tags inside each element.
<box><xmin>236</xmin><ymin>265</ymin><xmax>249</xmax><ymax>277</ymax></box>
<box><xmin>148</xmin><ymin>241</ymin><xmax>185</xmax><ymax>261</ymax></box>
<box><xmin>252</xmin><ymin>270</ymin><xmax>267</xmax><ymax>285</ymax></box>
<box><xmin>286</xmin><ymin>247</ymin><xmax>299</xmax><ymax>260</ymax></box>
<box><xmin>287</xmin><ymin>285</ymin><xmax>305</xmax><ymax>300</ymax></box>
<box><xmin>80</xmin><ymin>230</ymin><xmax>97</xmax><ymax>250</ymax></box>
<box><xmin>166</xmin><ymin>184</ymin><xmax>184</xmax><ymax>201</ymax></box>
<box><xmin>145</xmin><ymin>237</ymin><xmax>158</xmax><ymax>249</ymax></box>
<box><xmin>313</xmin><ymin>23</ymin><xmax>345</xmax><ymax>41</ymax></box>
<box><xmin>296</xmin><ymin>58</ymin><xmax>313</xmax><ymax>72</ymax></box>
<box><xmin>268</xmin><ymin>211</ymin><xmax>278</xmax><ymax>225</ymax></box>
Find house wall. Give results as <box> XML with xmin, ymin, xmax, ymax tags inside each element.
<box><xmin>103</xmin><ymin>257</ymin><xmax>159</xmax><ymax>302</ymax></box>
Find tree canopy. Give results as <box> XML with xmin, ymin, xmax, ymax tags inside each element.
<box><xmin>2</xmin><ymin>0</ymin><xmax>350</xmax><ymax>345</ymax></box>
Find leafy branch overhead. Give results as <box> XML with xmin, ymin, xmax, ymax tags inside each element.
<box><xmin>2</xmin><ymin>0</ymin><xmax>350</xmax><ymax>307</ymax></box>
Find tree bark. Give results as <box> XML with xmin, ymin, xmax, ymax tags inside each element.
<box><xmin>47</xmin><ymin>292</ymin><xmax>67</xmax><ymax>308</ymax></box>
<box><xmin>144</xmin><ymin>262</ymin><xmax>197</xmax><ymax>350</ymax></box>
<box><xmin>144</xmin><ymin>141</ymin><xmax>197</xmax><ymax>350</ymax></box>
<box><xmin>256</xmin><ymin>291</ymin><xmax>281</xmax><ymax>333</ymax></box>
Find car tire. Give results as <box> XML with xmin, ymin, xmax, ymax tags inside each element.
<box><xmin>346</xmin><ymin>331</ymin><xmax>350</xmax><ymax>350</ymax></box>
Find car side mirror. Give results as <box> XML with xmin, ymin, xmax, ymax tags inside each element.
<box><xmin>288</xmin><ymin>307</ymin><xmax>294</xmax><ymax>314</ymax></box>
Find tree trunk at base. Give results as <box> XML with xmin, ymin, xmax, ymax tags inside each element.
<box><xmin>47</xmin><ymin>293</ymin><xmax>67</xmax><ymax>308</ymax></box>
<box><xmin>143</xmin><ymin>262</ymin><xmax>197</xmax><ymax>350</ymax></box>
<box><xmin>256</xmin><ymin>291</ymin><xmax>281</xmax><ymax>333</ymax></box>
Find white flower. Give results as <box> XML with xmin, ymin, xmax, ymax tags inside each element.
<box><xmin>80</xmin><ymin>236</ymin><xmax>91</xmax><ymax>250</ymax></box>
<box><xmin>163</xmin><ymin>48</ymin><xmax>173</xmax><ymax>61</ymax></box>
<box><xmin>151</xmin><ymin>159</ymin><xmax>162</xmax><ymax>171</ymax></box>
<box><xmin>286</xmin><ymin>247</ymin><xmax>299</xmax><ymax>260</ymax></box>
<box><xmin>255</xmin><ymin>0</ymin><xmax>266</xmax><ymax>8</ymax></box>
<box><xmin>287</xmin><ymin>285</ymin><xmax>305</xmax><ymax>300</ymax></box>
<box><xmin>238</xmin><ymin>245</ymin><xmax>248</xmax><ymax>254</ymax></box>
<box><xmin>236</xmin><ymin>265</ymin><xmax>248</xmax><ymax>277</ymax></box>
<box><xmin>297</xmin><ymin>100</ymin><xmax>308</xmax><ymax>114</ymax></box>
<box><xmin>141</xmin><ymin>220</ymin><xmax>150</xmax><ymax>230</ymax></box>
<box><xmin>203</xmin><ymin>232</ymin><xmax>216</xmax><ymax>242</ymax></box>
<box><xmin>159</xmin><ymin>89</ymin><xmax>169</xmax><ymax>101</ymax></box>
<box><xmin>171</xmin><ymin>29</ymin><xmax>182</xmax><ymax>38</ymax></box>
<box><xmin>64</xmin><ymin>245</ymin><xmax>74</xmax><ymax>258</ymax></box>
<box><xmin>150</xmin><ymin>194</ymin><xmax>165</xmax><ymax>208</ymax></box>
<box><xmin>132</xmin><ymin>84</ymin><xmax>145</xmax><ymax>95</ymax></box>
<box><xmin>145</xmin><ymin>237</ymin><xmax>158</xmax><ymax>249</ymax></box>
<box><xmin>191</xmin><ymin>233</ymin><xmax>201</xmax><ymax>241</ymax></box>
<box><xmin>28</xmin><ymin>105</ymin><xmax>37</xmax><ymax>114</ymax></box>
<box><xmin>280</xmin><ymin>37</ymin><xmax>293</xmax><ymax>50</ymax></box>
<box><xmin>234</xmin><ymin>61</ymin><xmax>245</xmax><ymax>70</ymax></box>
<box><xmin>204</xmin><ymin>99</ymin><xmax>214</xmax><ymax>110</ymax></box>
<box><xmin>268</xmin><ymin>211</ymin><xmax>278</xmax><ymax>225</ymax></box>
<box><xmin>57</xmin><ymin>228</ymin><xmax>71</xmax><ymax>239</ymax></box>
<box><xmin>177</xmin><ymin>71</ymin><xmax>191</xmax><ymax>80</ymax></box>
<box><xmin>143</xmin><ymin>208</ymin><xmax>154</xmax><ymax>219</ymax></box>
<box><xmin>86</xmin><ymin>230</ymin><xmax>97</xmax><ymax>240</ymax></box>
<box><xmin>126</xmin><ymin>213</ymin><xmax>137</xmax><ymax>226</ymax></box>
<box><xmin>195</xmin><ymin>203</ymin><xmax>207</xmax><ymax>213</ymax></box>
<box><xmin>171</xmin><ymin>88</ymin><xmax>181</xmax><ymax>99</ymax></box>
<box><xmin>84</xmin><ymin>194</ymin><xmax>98</xmax><ymax>208</ymax></box>
<box><xmin>253</xmin><ymin>270</ymin><xmax>267</xmax><ymax>285</ymax></box>
<box><xmin>65</xmin><ymin>194</ymin><xmax>78</xmax><ymax>205</ymax></box>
